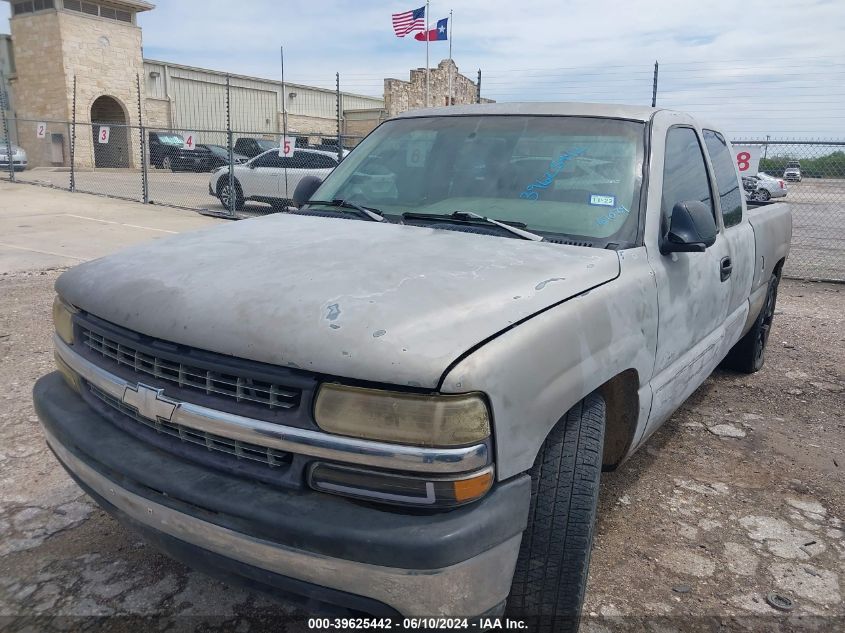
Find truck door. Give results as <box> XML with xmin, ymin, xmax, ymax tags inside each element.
<box><xmin>644</xmin><ymin>123</ymin><xmax>733</xmax><ymax>437</ymax></box>
<box><xmin>702</xmin><ymin>130</ymin><xmax>756</xmax><ymax>343</ymax></box>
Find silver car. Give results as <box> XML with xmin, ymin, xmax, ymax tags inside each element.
<box><xmin>0</xmin><ymin>138</ymin><xmax>27</xmax><ymax>171</ymax></box>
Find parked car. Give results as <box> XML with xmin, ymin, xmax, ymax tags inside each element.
<box><xmin>208</xmin><ymin>147</ymin><xmax>339</xmax><ymax>210</ymax></box>
<box><xmin>783</xmin><ymin>166</ymin><xmax>802</xmax><ymax>182</ymax></box>
<box><xmin>197</xmin><ymin>144</ymin><xmax>248</xmax><ymax>169</ymax></box>
<box><xmin>148</xmin><ymin>131</ymin><xmax>184</xmax><ymax>170</ymax></box>
<box><xmin>744</xmin><ymin>172</ymin><xmax>787</xmax><ymax>201</ymax></box>
<box><xmin>0</xmin><ymin>137</ymin><xmax>27</xmax><ymax>171</ymax></box>
<box><xmin>36</xmin><ymin>103</ymin><xmax>792</xmax><ymax>626</ymax></box>
<box><xmin>233</xmin><ymin>137</ymin><xmax>280</xmax><ymax>158</ymax></box>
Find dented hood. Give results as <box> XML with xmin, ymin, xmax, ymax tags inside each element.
<box><xmin>56</xmin><ymin>214</ymin><xmax>620</xmax><ymax>389</ymax></box>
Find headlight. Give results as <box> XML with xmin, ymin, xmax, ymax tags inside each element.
<box><xmin>314</xmin><ymin>383</ymin><xmax>490</xmax><ymax>447</ymax></box>
<box><xmin>52</xmin><ymin>296</ymin><xmax>77</xmax><ymax>345</ymax></box>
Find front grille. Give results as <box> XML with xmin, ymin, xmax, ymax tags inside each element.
<box><xmin>81</xmin><ymin>328</ymin><xmax>300</xmax><ymax>410</ymax></box>
<box><xmin>88</xmin><ymin>383</ymin><xmax>292</xmax><ymax>469</ymax></box>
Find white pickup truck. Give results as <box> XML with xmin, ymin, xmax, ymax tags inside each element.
<box><xmin>36</xmin><ymin>103</ymin><xmax>791</xmax><ymax>629</ymax></box>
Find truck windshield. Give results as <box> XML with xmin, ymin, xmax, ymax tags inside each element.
<box><xmin>313</xmin><ymin>115</ymin><xmax>645</xmax><ymax>244</ymax></box>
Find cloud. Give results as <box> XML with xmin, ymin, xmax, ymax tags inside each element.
<box><xmin>3</xmin><ymin>0</ymin><xmax>844</xmax><ymax>136</ymax></box>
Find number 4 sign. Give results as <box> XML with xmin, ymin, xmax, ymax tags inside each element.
<box><xmin>98</xmin><ymin>126</ymin><xmax>110</xmax><ymax>144</ymax></box>
<box><xmin>183</xmin><ymin>133</ymin><xmax>196</xmax><ymax>150</ymax></box>
<box><xmin>36</xmin><ymin>122</ymin><xmax>47</xmax><ymax>139</ymax></box>
<box><xmin>279</xmin><ymin>136</ymin><xmax>296</xmax><ymax>157</ymax></box>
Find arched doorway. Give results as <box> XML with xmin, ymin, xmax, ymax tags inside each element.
<box><xmin>91</xmin><ymin>96</ymin><xmax>130</xmax><ymax>168</ymax></box>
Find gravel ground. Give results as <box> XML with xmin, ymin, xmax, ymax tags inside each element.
<box><xmin>0</xmin><ymin>269</ymin><xmax>842</xmax><ymax>632</ymax></box>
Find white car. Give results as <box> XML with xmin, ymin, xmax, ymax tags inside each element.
<box><xmin>744</xmin><ymin>172</ymin><xmax>787</xmax><ymax>202</ymax></box>
<box><xmin>0</xmin><ymin>138</ymin><xmax>27</xmax><ymax>171</ymax></box>
<box><xmin>209</xmin><ymin>148</ymin><xmax>340</xmax><ymax>210</ymax></box>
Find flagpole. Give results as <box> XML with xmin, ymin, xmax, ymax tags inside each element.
<box><xmin>447</xmin><ymin>9</ymin><xmax>453</xmax><ymax>105</ymax></box>
<box><xmin>425</xmin><ymin>0</ymin><xmax>430</xmax><ymax>107</ymax></box>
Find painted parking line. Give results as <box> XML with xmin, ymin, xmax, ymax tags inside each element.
<box><xmin>0</xmin><ymin>242</ymin><xmax>86</xmax><ymax>261</ymax></box>
<box><xmin>64</xmin><ymin>214</ymin><xmax>179</xmax><ymax>234</ymax></box>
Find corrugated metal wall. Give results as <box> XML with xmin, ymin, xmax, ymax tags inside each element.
<box><xmin>142</xmin><ymin>60</ymin><xmax>383</xmax><ymax>134</ymax></box>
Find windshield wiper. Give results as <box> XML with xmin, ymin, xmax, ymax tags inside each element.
<box><xmin>306</xmin><ymin>199</ymin><xmax>385</xmax><ymax>222</ymax></box>
<box><xmin>403</xmin><ymin>211</ymin><xmax>543</xmax><ymax>241</ymax></box>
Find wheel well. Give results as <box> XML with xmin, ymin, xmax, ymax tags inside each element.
<box><xmin>773</xmin><ymin>258</ymin><xmax>786</xmax><ymax>278</ymax></box>
<box><xmin>217</xmin><ymin>178</ymin><xmax>241</xmax><ymax>195</ymax></box>
<box><xmin>597</xmin><ymin>369</ymin><xmax>640</xmax><ymax>469</ymax></box>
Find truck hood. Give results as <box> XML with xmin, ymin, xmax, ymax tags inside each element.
<box><xmin>56</xmin><ymin>214</ymin><xmax>620</xmax><ymax>389</ymax></box>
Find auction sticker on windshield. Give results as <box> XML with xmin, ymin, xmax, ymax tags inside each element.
<box><xmin>589</xmin><ymin>194</ymin><xmax>616</xmax><ymax>207</ymax></box>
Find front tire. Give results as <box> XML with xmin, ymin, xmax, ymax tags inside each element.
<box><xmin>507</xmin><ymin>393</ymin><xmax>606</xmax><ymax>632</ymax></box>
<box><xmin>755</xmin><ymin>188</ymin><xmax>771</xmax><ymax>201</ymax></box>
<box><xmin>161</xmin><ymin>155</ymin><xmax>173</xmax><ymax>171</ymax></box>
<box><xmin>722</xmin><ymin>272</ymin><xmax>780</xmax><ymax>373</ymax></box>
<box><xmin>217</xmin><ymin>179</ymin><xmax>244</xmax><ymax>211</ymax></box>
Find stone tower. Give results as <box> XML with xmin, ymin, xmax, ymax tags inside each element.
<box><xmin>4</xmin><ymin>0</ymin><xmax>153</xmax><ymax>168</ymax></box>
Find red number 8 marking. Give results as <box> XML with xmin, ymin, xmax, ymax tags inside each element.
<box><xmin>736</xmin><ymin>151</ymin><xmax>750</xmax><ymax>171</ymax></box>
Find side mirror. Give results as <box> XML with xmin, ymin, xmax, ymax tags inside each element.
<box><xmin>293</xmin><ymin>175</ymin><xmax>323</xmax><ymax>207</ymax></box>
<box><xmin>661</xmin><ymin>200</ymin><xmax>717</xmax><ymax>255</ymax></box>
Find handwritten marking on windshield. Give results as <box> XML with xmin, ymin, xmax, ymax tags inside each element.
<box><xmin>519</xmin><ymin>148</ymin><xmax>586</xmax><ymax>201</ymax></box>
<box><xmin>596</xmin><ymin>204</ymin><xmax>630</xmax><ymax>226</ymax></box>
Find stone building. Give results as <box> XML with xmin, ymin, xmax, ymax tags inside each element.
<box><xmin>1</xmin><ymin>0</ymin><xmax>384</xmax><ymax>168</ymax></box>
<box><xmin>384</xmin><ymin>59</ymin><xmax>492</xmax><ymax>118</ymax></box>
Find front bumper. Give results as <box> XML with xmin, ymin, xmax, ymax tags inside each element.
<box><xmin>34</xmin><ymin>373</ymin><xmax>529</xmax><ymax>616</ymax></box>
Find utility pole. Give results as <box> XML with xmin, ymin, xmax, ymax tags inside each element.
<box><xmin>476</xmin><ymin>69</ymin><xmax>482</xmax><ymax>104</ymax></box>
<box><xmin>651</xmin><ymin>61</ymin><xmax>659</xmax><ymax>108</ymax></box>
<box><xmin>764</xmin><ymin>134</ymin><xmax>770</xmax><ymax>160</ymax></box>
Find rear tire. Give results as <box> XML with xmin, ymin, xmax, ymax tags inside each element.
<box><xmin>506</xmin><ymin>393</ymin><xmax>606</xmax><ymax>633</ymax></box>
<box><xmin>755</xmin><ymin>189</ymin><xmax>771</xmax><ymax>201</ymax></box>
<box><xmin>722</xmin><ymin>272</ymin><xmax>780</xmax><ymax>373</ymax></box>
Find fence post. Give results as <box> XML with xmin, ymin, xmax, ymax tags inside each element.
<box><xmin>136</xmin><ymin>73</ymin><xmax>149</xmax><ymax>203</ymax></box>
<box><xmin>336</xmin><ymin>72</ymin><xmax>343</xmax><ymax>162</ymax></box>
<box><xmin>226</xmin><ymin>74</ymin><xmax>235</xmax><ymax>216</ymax></box>
<box><xmin>0</xmin><ymin>69</ymin><xmax>15</xmax><ymax>182</ymax></box>
<box><xmin>651</xmin><ymin>61</ymin><xmax>659</xmax><ymax>108</ymax></box>
<box><xmin>70</xmin><ymin>75</ymin><xmax>76</xmax><ymax>192</ymax></box>
<box><xmin>476</xmin><ymin>69</ymin><xmax>482</xmax><ymax>104</ymax></box>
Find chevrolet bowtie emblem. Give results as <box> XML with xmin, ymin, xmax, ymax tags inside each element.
<box><xmin>122</xmin><ymin>383</ymin><xmax>179</xmax><ymax>422</ymax></box>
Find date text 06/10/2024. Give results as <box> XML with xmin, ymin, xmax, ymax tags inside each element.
<box><xmin>306</xmin><ymin>618</ymin><xmax>528</xmax><ymax>629</ymax></box>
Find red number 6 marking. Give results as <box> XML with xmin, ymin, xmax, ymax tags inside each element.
<box><xmin>736</xmin><ymin>151</ymin><xmax>750</xmax><ymax>172</ymax></box>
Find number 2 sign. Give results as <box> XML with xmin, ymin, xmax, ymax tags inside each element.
<box><xmin>98</xmin><ymin>126</ymin><xmax>110</xmax><ymax>144</ymax></box>
<box><xmin>183</xmin><ymin>133</ymin><xmax>196</xmax><ymax>150</ymax></box>
<box><xmin>36</xmin><ymin>122</ymin><xmax>47</xmax><ymax>139</ymax></box>
<box><xmin>733</xmin><ymin>145</ymin><xmax>761</xmax><ymax>175</ymax></box>
<box><xmin>279</xmin><ymin>136</ymin><xmax>296</xmax><ymax>157</ymax></box>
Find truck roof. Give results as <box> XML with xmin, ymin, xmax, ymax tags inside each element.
<box><xmin>393</xmin><ymin>101</ymin><xmax>660</xmax><ymax>122</ymax></box>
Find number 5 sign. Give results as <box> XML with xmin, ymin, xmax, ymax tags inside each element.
<box><xmin>733</xmin><ymin>145</ymin><xmax>761</xmax><ymax>175</ymax></box>
<box><xmin>279</xmin><ymin>136</ymin><xmax>296</xmax><ymax>157</ymax></box>
<box><xmin>98</xmin><ymin>126</ymin><xmax>110</xmax><ymax>144</ymax></box>
<box><xmin>36</xmin><ymin>122</ymin><xmax>47</xmax><ymax>139</ymax></box>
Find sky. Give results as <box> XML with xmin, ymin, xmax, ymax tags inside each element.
<box><xmin>3</xmin><ymin>0</ymin><xmax>845</xmax><ymax>137</ymax></box>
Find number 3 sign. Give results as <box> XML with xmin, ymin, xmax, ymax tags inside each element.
<box><xmin>98</xmin><ymin>126</ymin><xmax>110</xmax><ymax>144</ymax></box>
<box><xmin>733</xmin><ymin>145</ymin><xmax>761</xmax><ymax>175</ymax></box>
<box><xmin>279</xmin><ymin>136</ymin><xmax>296</xmax><ymax>157</ymax></box>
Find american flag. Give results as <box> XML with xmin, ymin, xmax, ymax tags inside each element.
<box><xmin>392</xmin><ymin>6</ymin><xmax>426</xmax><ymax>37</ymax></box>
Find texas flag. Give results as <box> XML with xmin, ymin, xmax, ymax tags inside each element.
<box><xmin>415</xmin><ymin>17</ymin><xmax>448</xmax><ymax>41</ymax></box>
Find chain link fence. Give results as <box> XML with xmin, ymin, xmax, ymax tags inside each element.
<box><xmin>735</xmin><ymin>140</ymin><xmax>845</xmax><ymax>282</ymax></box>
<box><xmin>1</xmin><ymin>71</ymin><xmax>844</xmax><ymax>281</ymax></box>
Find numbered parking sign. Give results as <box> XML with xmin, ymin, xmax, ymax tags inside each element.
<box><xmin>733</xmin><ymin>145</ymin><xmax>761</xmax><ymax>175</ymax></box>
<box><xmin>183</xmin><ymin>133</ymin><xmax>196</xmax><ymax>150</ymax></box>
<box><xmin>98</xmin><ymin>126</ymin><xmax>110</xmax><ymax>144</ymax></box>
<box><xmin>279</xmin><ymin>136</ymin><xmax>296</xmax><ymax>157</ymax></box>
<box><xmin>36</xmin><ymin>122</ymin><xmax>47</xmax><ymax>139</ymax></box>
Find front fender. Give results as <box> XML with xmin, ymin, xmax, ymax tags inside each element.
<box><xmin>440</xmin><ymin>249</ymin><xmax>659</xmax><ymax>480</ymax></box>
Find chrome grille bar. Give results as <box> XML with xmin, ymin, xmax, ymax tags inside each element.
<box><xmin>81</xmin><ymin>329</ymin><xmax>299</xmax><ymax>409</ymax></box>
<box><xmin>56</xmin><ymin>336</ymin><xmax>490</xmax><ymax>474</ymax></box>
<box><xmin>88</xmin><ymin>383</ymin><xmax>292</xmax><ymax>469</ymax></box>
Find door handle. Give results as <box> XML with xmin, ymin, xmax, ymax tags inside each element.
<box><xmin>720</xmin><ymin>256</ymin><xmax>733</xmax><ymax>282</ymax></box>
